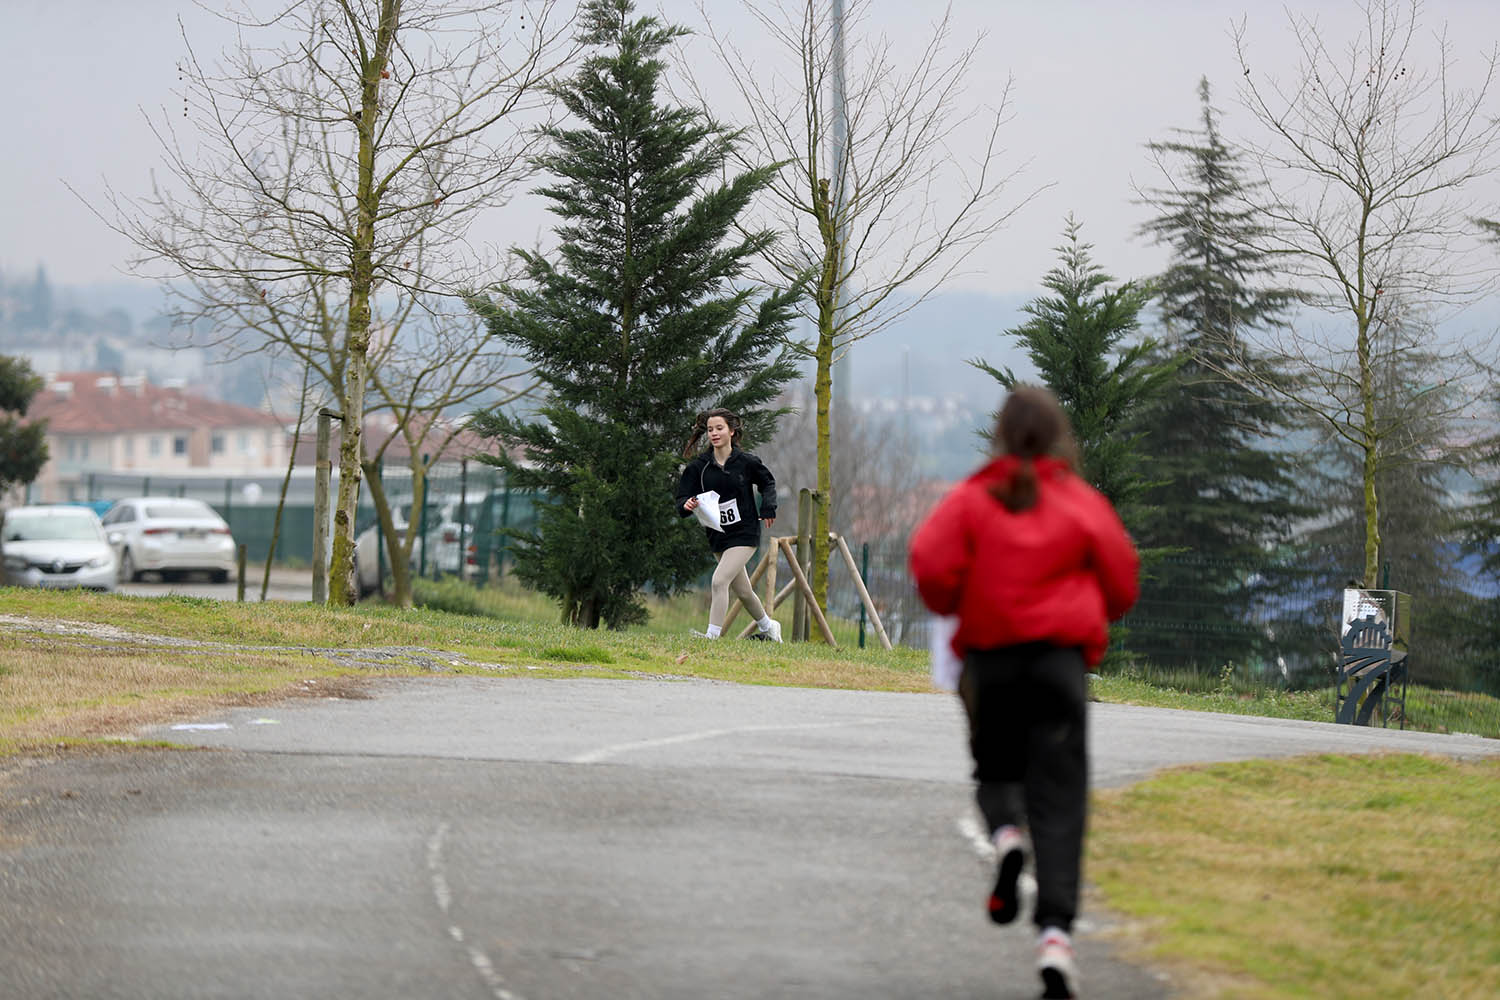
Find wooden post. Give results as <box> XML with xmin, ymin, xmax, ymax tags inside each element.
<box><xmin>776</xmin><ymin>537</ymin><xmax>837</xmax><ymax>646</ymax></box>
<box><xmin>795</xmin><ymin>489</ymin><xmax>812</xmax><ymax>641</ymax></box>
<box><xmin>312</xmin><ymin>409</ymin><xmax>334</xmax><ymax>604</ymax></box>
<box><xmin>832</xmin><ymin>532</ymin><xmax>892</xmax><ymax>651</ymax></box>
<box><xmin>236</xmin><ymin>543</ymin><xmax>248</xmax><ymax>603</ymax></box>
<box><xmin>764</xmin><ymin>538</ymin><xmax>779</xmax><ymax>630</ymax></box>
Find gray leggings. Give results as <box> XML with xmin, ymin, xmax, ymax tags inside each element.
<box><xmin>709</xmin><ymin>545</ymin><xmax>767</xmax><ymax>628</ymax></box>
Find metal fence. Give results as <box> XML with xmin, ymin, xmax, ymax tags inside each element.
<box><xmin>72</xmin><ymin>461</ymin><xmax>541</xmax><ymax>581</ymax></box>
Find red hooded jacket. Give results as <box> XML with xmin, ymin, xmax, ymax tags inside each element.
<box><xmin>908</xmin><ymin>455</ymin><xmax>1140</xmax><ymax>668</ymax></box>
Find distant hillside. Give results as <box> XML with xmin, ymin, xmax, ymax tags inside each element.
<box><xmin>835</xmin><ymin>289</ymin><xmax>1037</xmax><ymax>408</ymax></box>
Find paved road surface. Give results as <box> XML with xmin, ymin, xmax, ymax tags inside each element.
<box><xmin>2</xmin><ymin>677</ymin><xmax>1495</xmax><ymax>1000</ymax></box>
<box><xmin>118</xmin><ymin>566</ymin><xmax>313</xmax><ymax>602</ymax></box>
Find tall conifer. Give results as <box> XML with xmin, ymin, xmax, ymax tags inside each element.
<box><xmin>1135</xmin><ymin>79</ymin><xmax>1306</xmax><ymax>560</ymax></box>
<box><xmin>468</xmin><ymin>0</ymin><xmax>800</xmax><ymax>629</ymax></box>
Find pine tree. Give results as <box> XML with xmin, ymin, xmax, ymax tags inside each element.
<box><xmin>1128</xmin><ymin>80</ymin><xmax>1313</xmax><ymax>680</ymax></box>
<box><xmin>467</xmin><ymin>0</ymin><xmax>800</xmax><ymax>629</ymax></box>
<box><xmin>973</xmin><ymin>215</ymin><xmax>1174</xmax><ymax>526</ymax></box>
<box><xmin>0</xmin><ymin>356</ymin><xmax>49</xmax><ymax>498</ymax></box>
<box><xmin>1135</xmin><ymin>79</ymin><xmax>1306</xmax><ymax>560</ymax></box>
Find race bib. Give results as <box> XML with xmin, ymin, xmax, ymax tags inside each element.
<box><xmin>719</xmin><ymin>497</ymin><xmax>742</xmax><ymax>527</ymax></box>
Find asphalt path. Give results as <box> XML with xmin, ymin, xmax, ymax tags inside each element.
<box><xmin>2</xmin><ymin>676</ymin><xmax>1496</xmax><ymax>1000</ymax></box>
<box><xmin>117</xmin><ymin>567</ymin><xmax>313</xmax><ymax>602</ymax></box>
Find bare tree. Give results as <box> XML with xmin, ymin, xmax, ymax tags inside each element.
<box><xmin>100</xmin><ymin>0</ymin><xmax>575</xmax><ymax>604</ymax></box>
<box><xmin>691</xmin><ymin>0</ymin><xmax>1033</xmax><ymax>621</ymax></box>
<box><xmin>1231</xmin><ymin>0</ymin><xmax>1500</xmax><ymax>585</ymax></box>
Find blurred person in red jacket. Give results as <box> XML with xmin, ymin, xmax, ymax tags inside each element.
<box><xmin>908</xmin><ymin>385</ymin><xmax>1139</xmax><ymax>1000</ymax></box>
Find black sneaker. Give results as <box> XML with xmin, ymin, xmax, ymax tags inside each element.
<box><xmin>745</xmin><ymin>630</ymin><xmax>771</xmax><ymax>641</ymax></box>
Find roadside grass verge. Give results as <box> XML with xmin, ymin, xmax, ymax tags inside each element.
<box><xmin>1090</xmin><ymin>753</ymin><xmax>1500</xmax><ymax>999</ymax></box>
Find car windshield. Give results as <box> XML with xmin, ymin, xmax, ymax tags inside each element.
<box><xmin>144</xmin><ymin>502</ymin><xmax>217</xmax><ymax>520</ymax></box>
<box><xmin>4</xmin><ymin>513</ymin><xmax>101</xmax><ymax>542</ymax></box>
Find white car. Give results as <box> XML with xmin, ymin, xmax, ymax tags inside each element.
<box><xmin>101</xmin><ymin>497</ymin><xmax>238</xmax><ymax>583</ymax></box>
<box><xmin>353</xmin><ymin>508</ymin><xmax>421</xmax><ymax>597</ymax></box>
<box><xmin>1</xmin><ymin>505</ymin><xmax>118</xmax><ymax>591</ymax></box>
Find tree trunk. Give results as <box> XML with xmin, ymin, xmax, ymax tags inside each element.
<box><xmin>812</xmin><ymin>316</ymin><xmax>833</xmax><ymax>624</ymax></box>
<box><xmin>1356</xmin><ymin>279</ymin><xmax>1380</xmax><ymax>588</ymax></box>
<box><xmin>809</xmin><ymin>178</ymin><xmax>840</xmax><ymax>633</ymax></box>
<box><xmin>329</xmin><ymin>0</ymin><xmax>400</xmax><ymax>606</ymax></box>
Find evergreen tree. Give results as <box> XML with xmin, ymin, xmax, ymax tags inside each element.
<box><xmin>467</xmin><ymin>0</ymin><xmax>800</xmax><ymax>629</ymax></box>
<box><xmin>1128</xmin><ymin>80</ymin><xmax>1313</xmax><ymax>681</ymax></box>
<box><xmin>0</xmin><ymin>356</ymin><xmax>49</xmax><ymax>498</ymax></box>
<box><xmin>973</xmin><ymin>215</ymin><xmax>1174</xmax><ymax>527</ymax></box>
<box><xmin>1135</xmin><ymin>79</ymin><xmax>1307</xmax><ymax>560</ymax></box>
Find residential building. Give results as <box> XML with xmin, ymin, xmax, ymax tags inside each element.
<box><xmin>24</xmin><ymin>371</ymin><xmax>289</xmax><ymax>502</ymax></box>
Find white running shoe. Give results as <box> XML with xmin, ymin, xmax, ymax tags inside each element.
<box><xmin>759</xmin><ymin>618</ymin><xmax>783</xmax><ymax>643</ymax></box>
<box><xmin>1037</xmin><ymin>928</ymin><xmax>1079</xmax><ymax>999</ymax></box>
<box><xmin>987</xmin><ymin>825</ymin><xmax>1026</xmax><ymax>924</ymax></box>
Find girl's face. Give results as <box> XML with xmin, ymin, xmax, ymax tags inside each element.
<box><xmin>706</xmin><ymin>416</ymin><xmax>732</xmax><ymax>449</ymax></box>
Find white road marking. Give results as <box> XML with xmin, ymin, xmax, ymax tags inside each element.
<box><xmin>427</xmin><ymin>822</ymin><xmax>525</xmax><ymax>1000</ymax></box>
<box><xmin>570</xmin><ymin>717</ymin><xmax>893</xmax><ymax>764</ymax></box>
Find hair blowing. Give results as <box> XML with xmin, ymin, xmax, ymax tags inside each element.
<box><xmin>681</xmin><ymin>408</ymin><xmax>743</xmax><ymax>459</ymax></box>
<box><xmin>987</xmin><ymin>386</ymin><xmax>1079</xmax><ymax>512</ymax></box>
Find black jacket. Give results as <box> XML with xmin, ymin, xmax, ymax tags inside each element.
<box><xmin>675</xmin><ymin>448</ymin><xmax>777</xmax><ymax>553</ymax></box>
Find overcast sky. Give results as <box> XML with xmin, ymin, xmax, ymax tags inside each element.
<box><xmin>5</xmin><ymin>0</ymin><xmax>1500</xmax><ymax>300</ymax></box>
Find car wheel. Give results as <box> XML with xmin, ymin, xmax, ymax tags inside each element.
<box><xmin>119</xmin><ymin>549</ymin><xmax>140</xmax><ymax>583</ymax></box>
<box><xmin>211</xmin><ymin>570</ymin><xmax>229</xmax><ymax>584</ymax></box>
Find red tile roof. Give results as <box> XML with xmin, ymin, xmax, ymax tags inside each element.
<box><xmin>31</xmin><ymin>372</ymin><xmax>285</xmax><ymax>434</ymax></box>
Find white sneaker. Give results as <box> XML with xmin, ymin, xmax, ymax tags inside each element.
<box><xmin>690</xmin><ymin>629</ymin><xmax>717</xmax><ymax>639</ymax></box>
<box><xmin>759</xmin><ymin>618</ymin><xmax>783</xmax><ymax>643</ymax></box>
<box><xmin>987</xmin><ymin>825</ymin><xmax>1026</xmax><ymax>924</ymax></box>
<box><xmin>1037</xmin><ymin>928</ymin><xmax>1079</xmax><ymax>999</ymax></box>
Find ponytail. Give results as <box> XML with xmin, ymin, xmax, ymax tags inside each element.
<box><xmin>985</xmin><ymin>386</ymin><xmax>1077</xmax><ymax>513</ymax></box>
<box><xmin>681</xmin><ymin>413</ymin><xmax>708</xmax><ymax>459</ymax></box>
<box><xmin>988</xmin><ymin>457</ymin><xmax>1039</xmax><ymax>512</ymax></box>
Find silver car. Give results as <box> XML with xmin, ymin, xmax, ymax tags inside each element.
<box><xmin>1</xmin><ymin>505</ymin><xmax>118</xmax><ymax>591</ymax></box>
<box><xmin>101</xmin><ymin>497</ymin><xmax>238</xmax><ymax>583</ymax></box>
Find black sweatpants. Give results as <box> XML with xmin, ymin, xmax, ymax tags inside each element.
<box><xmin>958</xmin><ymin>641</ymin><xmax>1089</xmax><ymax>933</ymax></box>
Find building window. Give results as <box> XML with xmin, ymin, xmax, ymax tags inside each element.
<box><xmin>150</xmin><ymin>436</ymin><xmax>163</xmax><ymax>457</ymax></box>
<box><xmin>81</xmin><ymin>440</ymin><xmax>90</xmax><ymax>460</ymax></box>
<box><xmin>237</xmin><ymin>432</ymin><xmax>250</xmax><ymax>454</ymax></box>
<box><xmin>66</xmin><ymin>439</ymin><xmax>77</xmax><ymax>460</ymax></box>
<box><xmin>174</xmin><ymin>436</ymin><xmax>188</xmax><ymax>456</ymax></box>
<box><xmin>124</xmin><ymin>437</ymin><xmax>135</xmax><ymax>458</ymax></box>
<box><xmin>211</xmin><ymin>434</ymin><xmax>225</xmax><ymax>455</ymax></box>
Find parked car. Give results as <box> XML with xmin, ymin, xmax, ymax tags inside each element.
<box><xmin>422</xmin><ymin>495</ymin><xmax>484</xmax><ymax>578</ymax></box>
<box><xmin>101</xmin><ymin>497</ymin><xmax>238</xmax><ymax>583</ymax></box>
<box><xmin>353</xmin><ymin>508</ymin><xmax>422</xmax><ymax>598</ymax></box>
<box><xmin>1</xmin><ymin>505</ymin><xmax>118</xmax><ymax>591</ymax></box>
<box><xmin>352</xmin><ymin>495</ymin><xmax>482</xmax><ymax>597</ymax></box>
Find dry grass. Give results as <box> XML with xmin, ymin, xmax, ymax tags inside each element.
<box><xmin>1090</xmin><ymin>753</ymin><xmax>1500</xmax><ymax>999</ymax></box>
<box><xmin>0</xmin><ymin>633</ymin><xmax>391</xmax><ymax>751</ymax></box>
